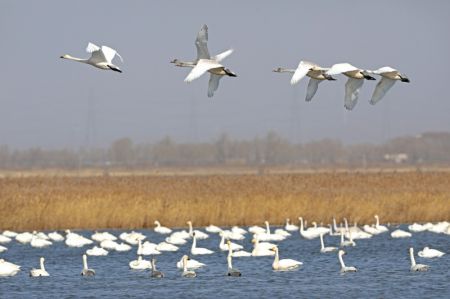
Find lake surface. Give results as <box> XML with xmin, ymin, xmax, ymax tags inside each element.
<box><xmin>0</xmin><ymin>225</ymin><xmax>449</xmax><ymax>298</ymax></box>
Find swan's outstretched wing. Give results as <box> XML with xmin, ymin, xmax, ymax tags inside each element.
<box><xmin>184</xmin><ymin>59</ymin><xmax>223</xmax><ymax>82</ymax></box>
<box><xmin>208</xmin><ymin>74</ymin><xmax>222</xmax><ymax>97</ymax></box>
<box><xmin>344</xmin><ymin>78</ymin><xmax>364</xmax><ymax>110</ymax></box>
<box><xmin>101</xmin><ymin>46</ymin><xmax>123</xmax><ymax>63</ymax></box>
<box><xmin>86</xmin><ymin>43</ymin><xmax>107</xmax><ymax>63</ymax></box>
<box><xmin>86</xmin><ymin>42</ymin><xmax>100</xmax><ymax>53</ymax></box>
<box><xmin>195</xmin><ymin>24</ymin><xmax>210</xmax><ymax>60</ymax></box>
<box><xmin>291</xmin><ymin>61</ymin><xmax>311</xmax><ymax>85</ymax></box>
<box><xmin>327</xmin><ymin>63</ymin><xmax>358</xmax><ymax>76</ymax></box>
<box><xmin>305</xmin><ymin>78</ymin><xmax>322</xmax><ymax>102</ymax></box>
<box><xmin>213</xmin><ymin>49</ymin><xmax>233</xmax><ymax>62</ymax></box>
<box><xmin>370</xmin><ymin>78</ymin><xmax>396</xmax><ymax>105</ymax></box>
<box><xmin>373</xmin><ymin>66</ymin><xmax>397</xmax><ymax>75</ymax></box>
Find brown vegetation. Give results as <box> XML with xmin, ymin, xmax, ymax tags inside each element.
<box><xmin>0</xmin><ymin>171</ymin><xmax>449</xmax><ymax>231</ymax></box>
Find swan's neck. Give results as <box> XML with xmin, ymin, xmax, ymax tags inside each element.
<box><xmin>172</xmin><ymin>59</ymin><xmax>196</xmax><ymax>68</ymax></box>
<box><xmin>286</xmin><ymin>219</ymin><xmax>290</xmax><ymax>226</ymax></box>
<box><xmin>340</xmin><ymin>231</ymin><xmax>344</xmax><ymax>243</ymax></box>
<box><xmin>192</xmin><ymin>235</ymin><xmax>197</xmax><ymax>250</ymax></box>
<box><xmin>273</xmin><ymin>248</ymin><xmax>279</xmax><ymax>266</ymax></box>
<box><xmin>40</xmin><ymin>259</ymin><xmax>45</xmax><ymax>271</ymax></box>
<box><xmin>183</xmin><ymin>257</ymin><xmax>188</xmax><ymax>272</ymax></box>
<box><xmin>138</xmin><ymin>240</ymin><xmax>142</xmax><ymax>252</ymax></box>
<box><xmin>188</xmin><ymin>223</ymin><xmax>193</xmax><ymax>235</ymax></box>
<box><xmin>338</xmin><ymin>253</ymin><xmax>346</xmax><ymax>268</ymax></box>
<box><xmin>62</xmin><ymin>55</ymin><xmax>88</xmax><ymax>63</ymax></box>
<box><xmin>227</xmin><ymin>254</ymin><xmax>233</xmax><ymax>269</ymax></box>
<box><xmin>220</xmin><ymin>234</ymin><xmax>225</xmax><ymax>247</ymax></box>
<box><xmin>333</xmin><ymin>218</ymin><xmax>338</xmax><ymax>231</ymax></box>
<box><xmin>344</xmin><ymin>218</ymin><xmax>349</xmax><ymax>232</ymax></box>
<box><xmin>155</xmin><ymin>221</ymin><xmax>161</xmax><ymax>228</ymax></box>
<box><xmin>349</xmin><ymin>231</ymin><xmax>353</xmax><ymax>242</ymax></box>
<box><xmin>138</xmin><ymin>256</ymin><xmax>142</xmax><ymax>261</ymax></box>
<box><xmin>320</xmin><ymin>234</ymin><xmax>325</xmax><ymax>249</ymax></box>
<box><xmin>275</xmin><ymin>68</ymin><xmax>295</xmax><ymax>73</ymax></box>
<box><xmin>151</xmin><ymin>259</ymin><xmax>156</xmax><ymax>271</ymax></box>
<box><xmin>410</xmin><ymin>249</ymin><xmax>416</xmax><ymax>266</ymax></box>
<box><xmin>265</xmin><ymin>222</ymin><xmax>270</xmax><ymax>234</ymax></box>
<box><xmin>375</xmin><ymin>216</ymin><xmax>380</xmax><ymax>228</ymax></box>
<box><xmin>83</xmin><ymin>256</ymin><xmax>88</xmax><ymax>270</ymax></box>
<box><xmin>329</xmin><ymin>224</ymin><xmax>333</xmax><ymax>235</ymax></box>
<box><xmin>299</xmin><ymin>218</ymin><xmax>304</xmax><ymax>232</ymax></box>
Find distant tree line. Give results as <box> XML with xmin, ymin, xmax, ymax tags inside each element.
<box><xmin>0</xmin><ymin>131</ymin><xmax>449</xmax><ymax>170</ymax></box>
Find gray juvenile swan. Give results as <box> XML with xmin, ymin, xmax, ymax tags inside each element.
<box><xmin>81</xmin><ymin>254</ymin><xmax>95</xmax><ymax>276</ymax></box>
<box><xmin>150</xmin><ymin>258</ymin><xmax>164</xmax><ymax>278</ymax></box>
<box><xmin>409</xmin><ymin>247</ymin><xmax>429</xmax><ymax>272</ymax></box>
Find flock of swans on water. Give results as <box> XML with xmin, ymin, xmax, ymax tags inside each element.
<box><xmin>0</xmin><ymin>215</ymin><xmax>447</xmax><ymax>278</ymax></box>
<box><xmin>60</xmin><ymin>24</ymin><xmax>409</xmax><ymax>110</ymax></box>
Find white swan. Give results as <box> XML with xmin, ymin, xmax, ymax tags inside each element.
<box><xmin>255</xmin><ymin>221</ymin><xmax>286</xmax><ymax>241</ymax></box>
<box><xmin>270</xmin><ymin>246</ymin><xmax>302</xmax><ymax>271</ymax></box>
<box><xmin>156</xmin><ymin>242</ymin><xmax>178</xmax><ymax>252</ymax></box>
<box><xmin>326</xmin><ymin>63</ymin><xmax>376</xmax><ymax>110</ymax></box>
<box><xmin>320</xmin><ymin>233</ymin><xmax>338</xmax><ymax>253</ymax></box>
<box><xmin>205</xmin><ymin>224</ymin><xmax>223</xmax><ymax>233</ymax></box>
<box><xmin>251</xmin><ymin>238</ymin><xmax>275</xmax><ymax>257</ymax></box>
<box><xmin>129</xmin><ymin>256</ymin><xmax>152</xmax><ymax>270</ymax></box>
<box><xmin>15</xmin><ymin>232</ymin><xmax>33</xmax><ymax>244</ymax></box>
<box><xmin>81</xmin><ymin>254</ymin><xmax>95</xmax><ymax>276</ymax></box>
<box><xmin>115</xmin><ymin>242</ymin><xmax>132</xmax><ymax>252</ymax></box>
<box><xmin>391</xmin><ymin>229</ymin><xmax>412</xmax><ymax>238</ymax></box>
<box><xmin>221</xmin><ymin>229</ymin><xmax>245</xmax><ymax>240</ymax></box>
<box><xmin>273</xmin><ymin>61</ymin><xmax>336</xmax><ymax>102</ymax></box>
<box><xmin>285</xmin><ymin>218</ymin><xmax>299</xmax><ymax>231</ymax></box>
<box><xmin>248</xmin><ymin>225</ymin><xmax>266</xmax><ymax>234</ymax></box>
<box><xmin>176</xmin><ymin>256</ymin><xmax>205</xmax><ymax>270</ymax></box>
<box><xmin>91</xmin><ymin>231</ymin><xmax>117</xmax><ymax>242</ymax></box>
<box><xmin>154</xmin><ymin>221</ymin><xmax>172</xmax><ymax>234</ymax></box>
<box><xmin>418</xmin><ymin>247</ymin><xmax>445</xmax><ymax>258</ymax></box>
<box><xmin>86</xmin><ymin>246</ymin><xmax>109</xmax><ymax>256</ymax></box>
<box><xmin>0</xmin><ymin>235</ymin><xmax>12</xmax><ymax>244</ymax></box>
<box><xmin>344</xmin><ymin>219</ymin><xmax>372</xmax><ymax>239</ymax></box>
<box><xmin>333</xmin><ymin>218</ymin><xmax>345</xmax><ymax>234</ymax></box>
<box><xmin>0</xmin><ymin>259</ymin><xmax>20</xmax><ymax>277</ymax></box>
<box><xmin>30</xmin><ymin>257</ymin><xmax>49</xmax><ymax>277</ymax></box>
<box><xmin>31</xmin><ymin>236</ymin><xmax>52</xmax><ymax>248</ymax></box>
<box><xmin>374</xmin><ymin>215</ymin><xmax>389</xmax><ymax>232</ymax></box>
<box><xmin>120</xmin><ymin>231</ymin><xmax>146</xmax><ymax>245</ymax></box>
<box><xmin>368</xmin><ymin>67</ymin><xmax>410</xmax><ymax>105</ymax></box>
<box><xmin>0</xmin><ymin>245</ymin><xmax>7</xmax><ymax>253</ymax></box>
<box><xmin>340</xmin><ymin>230</ymin><xmax>356</xmax><ymax>247</ymax></box>
<box><xmin>226</xmin><ymin>249</ymin><xmax>242</xmax><ymax>277</ymax></box>
<box><xmin>48</xmin><ymin>232</ymin><xmax>64</xmax><ymax>242</ymax></box>
<box><xmin>181</xmin><ymin>255</ymin><xmax>197</xmax><ymax>278</ymax></box>
<box><xmin>2</xmin><ymin>230</ymin><xmax>17</xmax><ymax>238</ymax></box>
<box><xmin>171</xmin><ymin>24</ymin><xmax>236</xmax><ymax>97</ymax></box>
<box><xmin>409</xmin><ymin>248</ymin><xmax>429</xmax><ymax>272</ymax></box>
<box><xmin>137</xmin><ymin>240</ymin><xmax>160</xmax><ymax>255</ymax></box>
<box><xmin>274</xmin><ymin>228</ymin><xmax>291</xmax><ymax>237</ymax></box>
<box><xmin>191</xmin><ymin>232</ymin><xmax>213</xmax><ymax>255</ymax></box>
<box><xmin>65</xmin><ymin>231</ymin><xmax>93</xmax><ymax>247</ymax></box>
<box><xmin>60</xmin><ymin>42</ymin><xmax>123</xmax><ymax>72</ymax></box>
<box><xmin>100</xmin><ymin>240</ymin><xmax>119</xmax><ymax>250</ymax></box>
<box><xmin>231</xmin><ymin>226</ymin><xmax>247</xmax><ymax>235</ymax></box>
<box><xmin>299</xmin><ymin>217</ymin><xmax>320</xmax><ymax>239</ymax></box>
<box><xmin>186</xmin><ymin>221</ymin><xmax>209</xmax><ymax>239</ymax></box>
<box><xmin>226</xmin><ymin>240</ymin><xmax>251</xmax><ymax>257</ymax></box>
<box><xmin>219</xmin><ymin>233</ymin><xmax>243</xmax><ymax>251</ymax></box>
<box><xmin>338</xmin><ymin>250</ymin><xmax>357</xmax><ymax>273</ymax></box>
<box><xmin>408</xmin><ymin>223</ymin><xmax>427</xmax><ymax>232</ymax></box>
<box><xmin>165</xmin><ymin>235</ymin><xmax>187</xmax><ymax>245</ymax></box>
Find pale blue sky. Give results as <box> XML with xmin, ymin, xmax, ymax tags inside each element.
<box><xmin>0</xmin><ymin>1</ymin><xmax>449</xmax><ymax>148</ymax></box>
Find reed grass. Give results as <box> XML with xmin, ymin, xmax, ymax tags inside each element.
<box><xmin>0</xmin><ymin>171</ymin><xmax>449</xmax><ymax>231</ymax></box>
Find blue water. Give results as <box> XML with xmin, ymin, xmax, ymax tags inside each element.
<box><xmin>0</xmin><ymin>225</ymin><xmax>449</xmax><ymax>298</ymax></box>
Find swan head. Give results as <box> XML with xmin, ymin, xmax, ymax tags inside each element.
<box><xmin>401</xmin><ymin>77</ymin><xmax>410</xmax><ymax>83</ymax></box>
<box><xmin>224</xmin><ymin>68</ymin><xmax>237</xmax><ymax>77</ymax></box>
<box><xmin>154</xmin><ymin>220</ymin><xmax>160</xmax><ymax>225</ymax></box>
<box><xmin>269</xmin><ymin>246</ymin><xmax>278</xmax><ymax>252</ymax></box>
<box><xmin>226</xmin><ymin>239</ymin><xmax>231</xmax><ymax>245</ymax></box>
<box><xmin>186</xmin><ymin>221</ymin><xmax>192</xmax><ymax>225</ymax></box>
<box><xmin>339</xmin><ymin>250</ymin><xmax>346</xmax><ymax>256</ymax></box>
<box><xmin>60</xmin><ymin>54</ymin><xmax>71</xmax><ymax>59</ymax></box>
<box><xmin>273</xmin><ymin>67</ymin><xmax>283</xmax><ymax>72</ymax></box>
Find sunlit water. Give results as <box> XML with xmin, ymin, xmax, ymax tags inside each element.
<box><xmin>0</xmin><ymin>225</ymin><xmax>449</xmax><ymax>298</ymax></box>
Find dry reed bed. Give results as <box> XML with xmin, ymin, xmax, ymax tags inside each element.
<box><xmin>0</xmin><ymin>172</ymin><xmax>449</xmax><ymax>231</ymax></box>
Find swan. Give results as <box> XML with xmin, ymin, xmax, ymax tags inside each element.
<box><xmin>344</xmin><ymin>219</ymin><xmax>372</xmax><ymax>239</ymax></box>
<box><xmin>221</xmin><ymin>229</ymin><xmax>245</xmax><ymax>240</ymax></box>
<box><xmin>320</xmin><ymin>233</ymin><xmax>338</xmax><ymax>253</ymax></box>
<box><xmin>0</xmin><ymin>235</ymin><xmax>12</xmax><ymax>244</ymax></box>
<box><xmin>219</xmin><ymin>233</ymin><xmax>243</xmax><ymax>251</ymax></box>
<box><xmin>273</xmin><ymin>61</ymin><xmax>336</xmax><ymax>102</ymax></box>
<box><xmin>48</xmin><ymin>231</ymin><xmax>64</xmax><ymax>242</ymax></box>
<box><xmin>35</xmin><ymin>232</ymin><xmax>50</xmax><ymax>240</ymax></box>
<box><xmin>408</xmin><ymin>223</ymin><xmax>427</xmax><ymax>232</ymax></box>
<box><xmin>374</xmin><ymin>215</ymin><xmax>389</xmax><ymax>232</ymax></box>
<box><xmin>391</xmin><ymin>229</ymin><xmax>412</xmax><ymax>238</ymax></box>
<box><xmin>368</xmin><ymin>67</ymin><xmax>410</xmax><ymax>105</ymax></box>
<box><xmin>60</xmin><ymin>42</ymin><xmax>123</xmax><ymax>72</ymax></box>
<box><xmin>248</xmin><ymin>225</ymin><xmax>266</xmax><ymax>235</ymax></box>
<box><xmin>156</xmin><ymin>242</ymin><xmax>179</xmax><ymax>252</ymax></box>
<box><xmin>0</xmin><ymin>245</ymin><xmax>7</xmax><ymax>253</ymax></box>
<box><xmin>427</xmin><ymin>222</ymin><xmax>450</xmax><ymax>234</ymax></box>
<box><xmin>15</xmin><ymin>232</ymin><xmax>33</xmax><ymax>244</ymax></box>
<box><xmin>129</xmin><ymin>256</ymin><xmax>152</xmax><ymax>270</ymax></box>
<box><xmin>81</xmin><ymin>254</ymin><xmax>95</xmax><ymax>276</ymax></box>
<box><xmin>65</xmin><ymin>232</ymin><xmax>93</xmax><ymax>247</ymax></box>
<box><xmin>169</xmin><ymin>230</ymin><xmax>190</xmax><ymax>240</ymax></box>
<box><xmin>120</xmin><ymin>231</ymin><xmax>146</xmax><ymax>245</ymax></box>
<box><xmin>418</xmin><ymin>247</ymin><xmax>445</xmax><ymax>258</ymax></box>
<box><xmin>310</xmin><ymin>222</ymin><xmax>330</xmax><ymax>235</ymax></box>
<box><xmin>154</xmin><ymin>221</ymin><xmax>172</xmax><ymax>234</ymax></box>
<box><xmin>274</xmin><ymin>228</ymin><xmax>291</xmax><ymax>237</ymax></box>
<box><xmin>181</xmin><ymin>255</ymin><xmax>197</xmax><ymax>278</ymax></box>
<box><xmin>30</xmin><ymin>257</ymin><xmax>49</xmax><ymax>277</ymax></box>
<box><xmin>2</xmin><ymin>230</ymin><xmax>17</xmax><ymax>238</ymax></box>
<box><xmin>100</xmin><ymin>240</ymin><xmax>119</xmax><ymax>250</ymax></box>
<box><xmin>328</xmin><ymin>224</ymin><xmax>340</xmax><ymax>236</ymax></box>
<box><xmin>270</xmin><ymin>246</ymin><xmax>302</xmax><ymax>271</ymax></box>
<box><xmin>150</xmin><ymin>258</ymin><xmax>164</xmax><ymax>278</ymax></box>
<box><xmin>338</xmin><ymin>250</ymin><xmax>357</xmax><ymax>273</ymax></box>
<box><xmin>231</xmin><ymin>226</ymin><xmax>247</xmax><ymax>235</ymax></box>
<box><xmin>285</xmin><ymin>218</ymin><xmax>299</xmax><ymax>231</ymax></box>
<box><xmin>191</xmin><ymin>232</ymin><xmax>214</xmax><ymax>255</ymax></box>
<box><xmin>340</xmin><ymin>230</ymin><xmax>356</xmax><ymax>247</ymax></box>
<box><xmin>299</xmin><ymin>217</ymin><xmax>321</xmax><ymax>239</ymax></box>
<box><xmin>30</xmin><ymin>236</ymin><xmax>52</xmax><ymax>248</ymax></box>
<box><xmin>333</xmin><ymin>218</ymin><xmax>345</xmax><ymax>234</ymax></box>
<box><xmin>165</xmin><ymin>235</ymin><xmax>188</xmax><ymax>245</ymax></box>
<box><xmin>255</xmin><ymin>221</ymin><xmax>286</xmax><ymax>241</ymax></box>
<box><xmin>0</xmin><ymin>259</ymin><xmax>20</xmax><ymax>277</ymax></box>
<box><xmin>176</xmin><ymin>256</ymin><xmax>205</xmax><ymax>270</ymax></box>
<box><xmin>226</xmin><ymin>250</ymin><xmax>242</xmax><ymax>277</ymax></box>
<box><xmin>226</xmin><ymin>240</ymin><xmax>251</xmax><ymax>257</ymax></box>
<box><xmin>137</xmin><ymin>240</ymin><xmax>160</xmax><ymax>255</ymax></box>
<box><xmin>251</xmin><ymin>238</ymin><xmax>275</xmax><ymax>256</ymax></box>
<box><xmin>409</xmin><ymin>248</ymin><xmax>429</xmax><ymax>272</ymax></box>
<box><xmin>186</xmin><ymin>221</ymin><xmax>209</xmax><ymax>239</ymax></box>
<box><xmin>86</xmin><ymin>246</ymin><xmax>109</xmax><ymax>256</ymax></box>
<box><xmin>115</xmin><ymin>242</ymin><xmax>132</xmax><ymax>252</ymax></box>
<box><xmin>205</xmin><ymin>224</ymin><xmax>223</xmax><ymax>233</ymax></box>
<box><xmin>91</xmin><ymin>231</ymin><xmax>117</xmax><ymax>242</ymax></box>
<box><xmin>326</xmin><ymin>63</ymin><xmax>376</xmax><ymax>110</ymax></box>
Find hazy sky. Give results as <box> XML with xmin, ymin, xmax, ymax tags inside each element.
<box><xmin>1</xmin><ymin>1</ymin><xmax>449</xmax><ymax>148</ymax></box>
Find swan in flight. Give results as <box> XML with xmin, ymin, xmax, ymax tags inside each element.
<box><xmin>409</xmin><ymin>248</ymin><xmax>430</xmax><ymax>272</ymax></box>
<box><xmin>270</xmin><ymin>246</ymin><xmax>302</xmax><ymax>271</ymax></box>
<box><xmin>129</xmin><ymin>255</ymin><xmax>152</xmax><ymax>270</ymax></box>
<box><xmin>60</xmin><ymin>42</ymin><xmax>123</xmax><ymax>73</ymax></box>
<box><xmin>191</xmin><ymin>232</ymin><xmax>214</xmax><ymax>255</ymax></box>
<box><xmin>273</xmin><ymin>61</ymin><xmax>336</xmax><ymax>102</ymax></box>
<box><xmin>81</xmin><ymin>254</ymin><xmax>95</xmax><ymax>276</ymax></box>
<box><xmin>0</xmin><ymin>259</ymin><xmax>20</xmax><ymax>277</ymax></box>
<box><xmin>368</xmin><ymin>67</ymin><xmax>410</xmax><ymax>105</ymax></box>
<box><xmin>418</xmin><ymin>247</ymin><xmax>445</xmax><ymax>258</ymax></box>
<box><xmin>30</xmin><ymin>257</ymin><xmax>49</xmax><ymax>277</ymax></box>
<box><xmin>154</xmin><ymin>221</ymin><xmax>172</xmax><ymax>234</ymax></box>
<box><xmin>320</xmin><ymin>233</ymin><xmax>338</xmax><ymax>253</ymax></box>
<box><xmin>171</xmin><ymin>24</ymin><xmax>236</xmax><ymax>97</ymax></box>
<box><xmin>181</xmin><ymin>255</ymin><xmax>197</xmax><ymax>278</ymax></box>
<box><xmin>150</xmin><ymin>258</ymin><xmax>164</xmax><ymax>278</ymax></box>
<box><xmin>326</xmin><ymin>63</ymin><xmax>376</xmax><ymax>110</ymax></box>
<box><xmin>338</xmin><ymin>250</ymin><xmax>357</xmax><ymax>273</ymax></box>
<box><xmin>176</xmin><ymin>255</ymin><xmax>205</xmax><ymax>270</ymax></box>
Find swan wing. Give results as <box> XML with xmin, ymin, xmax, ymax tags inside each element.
<box><xmin>373</xmin><ymin>66</ymin><xmax>397</xmax><ymax>74</ymax></box>
<box><xmin>213</xmin><ymin>49</ymin><xmax>234</xmax><ymax>62</ymax></box>
<box><xmin>195</xmin><ymin>24</ymin><xmax>210</xmax><ymax>60</ymax></box>
<box><xmin>290</xmin><ymin>61</ymin><xmax>311</xmax><ymax>85</ymax></box>
<box><xmin>305</xmin><ymin>78</ymin><xmax>322</xmax><ymax>102</ymax></box>
<box><xmin>370</xmin><ymin>78</ymin><xmax>396</xmax><ymax>105</ymax></box>
<box><xmin>208</xmin><ymin>74</ymin><xmax>222</xmax><ymax>97</ymax></box>
<box><xmin>327</xmin><ymin>63</ymin><xmax>358</xmax><ymax>76</ymax></box>
<box><xmin>184</xmin><ymin>60</ymin><xmax>222</xmax><ymax>82</ymax></box>
<box><xmin>86</xmin><ymin>42</ymin><xmax>100</xmax><ymax>53</ymax></box>
<box><xmin>344</xmin><ymin>78</ymin><xmax>364</xmax><ymax>110</ymax></box>
<box><xmin>101</xmin><ymin>46</ymin><xmax>123</xmax><ymax>63</ymax></box>
<box><xmin>278</xmin><ymin>259</ymin><xmax>302</xmax><ymax>268</ymax></box>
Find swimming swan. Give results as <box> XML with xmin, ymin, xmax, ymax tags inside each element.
<box><xmin>284</xmin><ymin>218</ymin><xmax>299</xmax><ymax>231</ymax></box>
<box><xmin>418</xmin><ymin>247</ymin><xmax>445</xmax><ymax>258</ymax></box>
<box><xmin>191</xmin><ymin>232</ymin><xmax>214</xmax><ymax>255</ymax></box>
<box><xmin>320</xmin><ymin>233</ymin><xmax>338</xmax><ymax>253</ymax></box>
<box><xmin>154</xmin><ymin>221</ymin><xmax>172</xmax><ymax>234</ymax></box>
<box><xmin>30</xmin><ymin>257</ymin><xmax>49</xmax><ymax>277</ymax></box>
<box><xmin>150</xmin><ymin>258</ymin><xmax>164</xmax><ymax>278</ymax></box>
<box><xmin>86</xmin><ymin>246</ymin><xmax>109</xmax><ymax>256</ymax></box>
<box><xmin>181</xmin><ymin>255</ymin><xmax>197</xmax><ymax>278</ymax></box>
<box><xmin>81</xmin><ymin>254</ymin><xmax>95</xmax><ymax>276</ymax></box>
<box><xmin>226</xmin><ymin>250</ymin><xmax>242</xmax><ymax>277</ymax></box>
<box><xmin>176</xmin><ymin>256</ymin><xmax>205</xmax><ymax>270</ymax></box>
<box><xmin>0</xmin><ymin>259</ymin><xmax>20</xmax><ymax>277</ymax></box>
<box><xmin>368</xmin><ymin>67</ymin><xmax>410</xmax><ymax>105</ymax></box>
<box><xmin>219</xmin><ymin>233</ymin><xmax>243</xmax><ymax>251</ymax></box>
<box><xmin>129</xmin><ymin>255</ymin><xmax>152</xmax><ymax>270</ymax></box>
<box><xmin>409</xmin><ymin>247</ymin><xmax>429</xmax><ymax>272</ymax></box>
<box><xmin>338</xmin><ymin>250</ymin><xmax>357</xmax><ymax>273</ymax></box>
<box><xmin>60</xmin><ymin>42</ymin><xmax>123</xmax><ymax>73</ymax></box>
<box><xmin>270</xmin><ymin>246</ymin><xmax>302</xmax><ymax>271</ymax></box>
